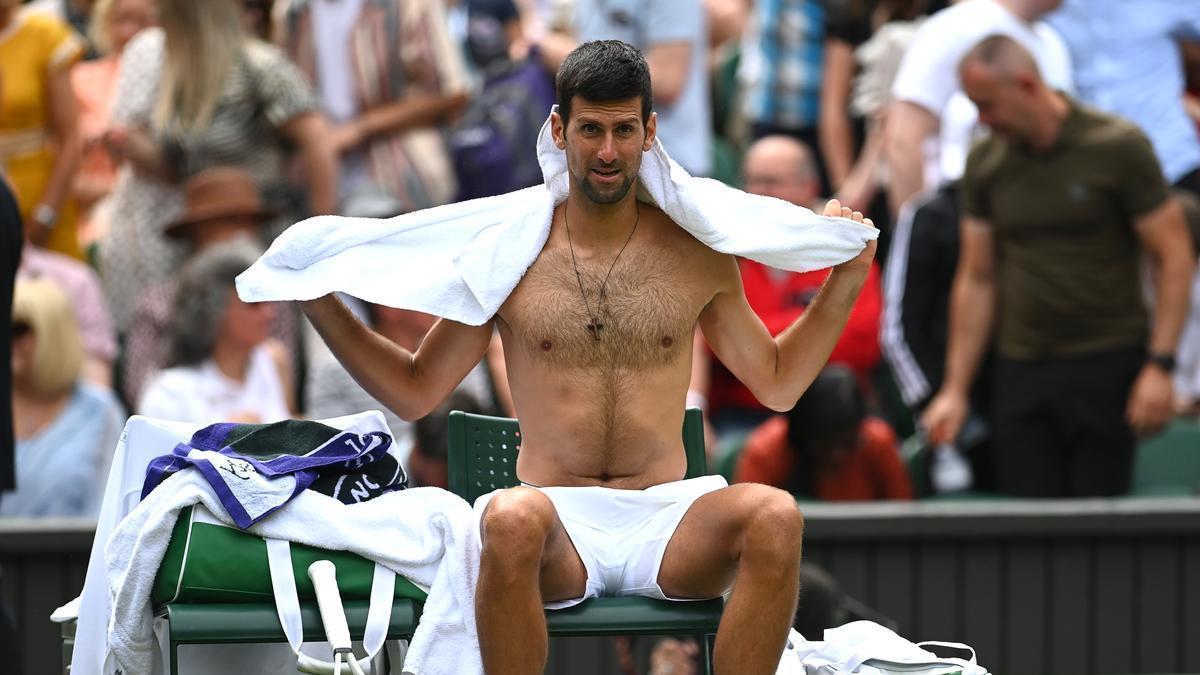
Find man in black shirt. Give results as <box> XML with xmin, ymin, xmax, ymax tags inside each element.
<box><xmin>1</xmin><ymin>174</ymin><xmax>19</xmax><ymax>493</ymax></box>
<box><xmin>0</xmin><ymin>173</ymin><xmax>23</xmax><ymax>672</ymax></box>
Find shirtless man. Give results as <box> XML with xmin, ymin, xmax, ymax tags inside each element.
<box><xmin>301</xmin><ymin>40</ymin><xmax>876</xmax><ymax>674</ymax></box>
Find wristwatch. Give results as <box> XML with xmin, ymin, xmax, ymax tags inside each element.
<box><xmin>1147</xmin><ymin>352</ymin><xmax>1177</xmax><ymax>373</ymax></box>
<box><xmin>32</xmin><ymin>204</ymin><xmax>58</xmax><ymax>230</ymax></box>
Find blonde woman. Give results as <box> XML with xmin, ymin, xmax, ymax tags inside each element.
<box><xmin>2</xmin><ymin>279</ymin><xmax>125</xmax><ymax>518</ymax></box>
<box><xmin>70</xmin><ymin>0</ymin><xmax>156</xmax><ymax>247</ymax></box>
<box><xmin>98</xmin><ymin>0</ymin><xmax>336</xmax><ymax>333</ymax></box>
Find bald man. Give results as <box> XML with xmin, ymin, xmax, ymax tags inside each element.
<box><xmin>922</xmin><ymin>35</ymin><xmax>1195</xmax><ymax>497</ymax></box>
<box><xmin>692</xmin><ymin>136</ymin><xmax>884</xmax><ymax>435</ymax></box>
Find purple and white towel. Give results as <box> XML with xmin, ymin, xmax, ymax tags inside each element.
<box><xmin>140</xmin><ymin>410</ymin><xmax>406</xmax><ymax>528</ymax></box>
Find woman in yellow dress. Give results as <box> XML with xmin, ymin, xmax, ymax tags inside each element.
<box><xmin>0</xmin><ymin>0</ymin><xmax>85</xmax><ymax>259</ymax></box>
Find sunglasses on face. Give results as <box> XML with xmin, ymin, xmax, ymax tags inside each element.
<box><xmin>12</xmin><ymin>322</ymin><xmax>31</xmax><ymax>339</ymax></box>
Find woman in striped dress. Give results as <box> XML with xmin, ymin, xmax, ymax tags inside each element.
<box><xmin>98</xmin><ymin>0</ymin><xmax>337</xmax><ymax>334</ymax></box>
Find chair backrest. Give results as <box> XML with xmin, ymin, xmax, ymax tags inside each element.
<box><xmin>447</xmin><ymin>408</ymin><xmax>707</xmax><ymax>504</ymax></box>
<box><xmin>1131</xmin><ymin>419</ymin><xmax>1200</xmax><ymax>496</ymax></box>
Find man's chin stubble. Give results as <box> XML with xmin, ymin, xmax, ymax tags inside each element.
<box><xmin>579</xmin><ymin>176</ymin><xmax>636</xmax><ymax>205</ymax></box>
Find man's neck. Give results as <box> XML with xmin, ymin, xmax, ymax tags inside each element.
<box><xmin>12</xmin><ymin>383</ymin><xmax>72</xmax><ymax>440</ymax></box>
<box><xmin>211</xmin><ymin>340</ymin><xmax>253</xmax><ymax>383</ymax></box>
<box><xmin>994</xmin><ymin>0</ymin><xmax>1042</xmax><ymax>24</ymax></box>
<box><xmin>1027</xmin><ymin>90</ymin><xmax>1071</xmax><ymax>152</ymax></box>
<box><xmin>563</xmin><ymin>192</ymin><xmax>640</xmax><ymax>250</ymax></box>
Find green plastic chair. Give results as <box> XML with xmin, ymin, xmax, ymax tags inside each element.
<box><xmin>714</xmin><ymin>429</ymin><xmax>752</xmax><ymax>483</ymax></box>
<box><xmin>160</xmin><ymin>602</ymin><xmax>420</xmax><ymax>674</ymax></box>
<box><xmin>155</xmin><ymin>520</ymin><xmax>426</xmax><ymax>674</ymax></box>
<box><xmin>447</xmin><ymin>407</ymin><xmax>724</xmax><ymax>673</ymax></box>
<box><xmin>1130</xmin><ymin>418</ymin><xmax>1200</xmax><ymax>496</ymax></box>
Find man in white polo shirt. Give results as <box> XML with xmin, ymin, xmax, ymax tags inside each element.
<box><xmin>884</xmin><ymin>0</ymin><xmax>1072</xmax><ymax>212</ymax></box>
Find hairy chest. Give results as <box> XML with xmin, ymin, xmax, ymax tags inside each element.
<box><xmin>501</xmin><ymin>248</ymin><xmax>702</xmax><ymax>369</ymax></box>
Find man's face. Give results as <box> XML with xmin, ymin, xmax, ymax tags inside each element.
<box><xmin>961</xmin><ymin>63</ymin><xmax>1030</xmax><ymax>143</ymax></box>
<box><xmin>552</xmin><ymin>96</ymin><xmax>655</xmax><ymax>205</ymax></box>
<box><xmin>1029</xmin><ymin>0</ymin><xmax>1064</xmax><ymax>19</ymax></box>
<box><xmin>742</xmin><ymin>144</ymin><xmax>819</xmax><ymax>206</ymax></box>
<box><xmin>220</xmin><ymin>287</ymin><xmax>276</xmax><ymax>351</ymax></box>
<box><xmin>110</xmin><ymin>0</ymin><xmax>157</xmax><ymax>53</ymax></box>
<box><xmin>190</xmin><ymin>215</ymin><xmax>260</xmax><ymax>251</ymax></box>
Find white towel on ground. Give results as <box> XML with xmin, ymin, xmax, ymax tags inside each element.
<box><xmin>235</xmin><ymin>110</ymin><xmax>878</xmax><ymax>324</ymax></box>
<box><xmin>104</xmin><ymin>470</ymin><xmax>482</xmax><ymax>675</ymax></box>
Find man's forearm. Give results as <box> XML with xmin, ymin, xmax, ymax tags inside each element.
<box><xmin>885</xmin><ymin>135</ymin><xmax>925</xmax><ymax>218</ymax></box>
<box><xmin>301</xmin><ymin>295</ymin><xmax>427</xmax><ymax>420</ymax></box>
<box><xmin>767</xmin><ymin>265</ymin><xmax>870</xmax><ymax>409</ymax></box>
<box><xmin>299</xmin><ymin>126</ymin><xmax>339</xmax><ymax>216</ymax></box>
<box><xmin>942</xmin><ymin>275</ymin><xmax>994</xmax><ymax>397</ymax></box>
<box><xmin>358</xmin><ymin>93</ymin><xmax>465</xmax><ymax>141</ymax></box>
<box><xmin>1147</xmin><ymin>245</ymin><xmax>1196</xmax><ymax>355</ymax></box>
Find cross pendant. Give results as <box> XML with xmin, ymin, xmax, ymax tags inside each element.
<box><xmin>586</xmin><ymin>320</ymin><xmax>604</xmax><ymax>341</ymax></box>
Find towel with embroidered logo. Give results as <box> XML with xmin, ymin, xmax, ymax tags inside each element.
<box><xmin>140</xmin><ymin>410</ymin><xmax>406</xmax><ymax>528</ymax></box>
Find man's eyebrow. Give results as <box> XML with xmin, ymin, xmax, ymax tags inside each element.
<box><xmin>574</xmin><ymin>114</ymin><xmax>641</xmax><ymax>126</ymax></box>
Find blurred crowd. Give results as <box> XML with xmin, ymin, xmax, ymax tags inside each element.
<box><xmin>1</xmin><ymin>0</ymin><xmax>1199</xmax><ymax>525</ymax></box>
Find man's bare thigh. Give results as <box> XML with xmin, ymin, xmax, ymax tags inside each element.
<box><xmin>656</xmin><ymin>483</ymin><xmax>786</xmax><ymax>599</ymax></box>
<box><xmin>480</xmin><ymin>487</ymin><xmax>589</xmax><ymax>603</ymax></box>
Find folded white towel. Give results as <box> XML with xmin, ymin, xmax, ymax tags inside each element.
<box><xmin>105</xmin><ymin>470</ymin><xmax>482</xmax><ymax>675</ymax></box>
<box><xmin>236</xmin><ymin>110</ymin><xmax>878</xmax><ymax>325</ymax></box>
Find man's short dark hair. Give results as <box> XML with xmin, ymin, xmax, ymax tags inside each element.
<box><xmin>555</xmin><ymin>40</ymin><xmax>652</xmax><ymax>123</ymax></box>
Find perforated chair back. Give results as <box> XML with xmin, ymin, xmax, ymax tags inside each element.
<box><xmin>448</xmin><ymin>408</ymin><xmax>708</xmax><ymax>505</ymax></box>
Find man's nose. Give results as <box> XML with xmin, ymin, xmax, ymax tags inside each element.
<box><xmin>597</xmin><ymin>134</ymin><xmax>618</xmax><ymax>163</ymax></box>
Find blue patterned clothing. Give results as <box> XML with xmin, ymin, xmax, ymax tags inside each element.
<box><xmin>0</xmin><ymin>383</ymin><xmax>125</xmax><ymax>518</ymax></box>
<box><xmin>739</xmin><ymin>0</ymin><xmax>826</xmax><ymax>131</ymax></box>
<box><xmin>1047</xmin><ymin>0</ymin><xmax>1200</xmax><ymax>184</ymax></box>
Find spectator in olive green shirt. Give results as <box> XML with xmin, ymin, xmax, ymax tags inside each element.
<box><xmin>922</xmin><ymin>35</ymin><xmax>1196</xmax><ymax>497</ymax></box>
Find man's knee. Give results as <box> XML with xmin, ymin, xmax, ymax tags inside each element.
<box><xmin>742</xmin><ymin>485</ymin><xmax>804</xmax><ymax>557</ymax></box>
<box><xmin>479</xmin><ymin>487</ymin><xmax>557</xmax><ymax>562</ymax></box>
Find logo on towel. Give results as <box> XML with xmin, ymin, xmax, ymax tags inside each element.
<box><xmin>217</xmin><ymin>457</ymin><xmax>257</xmax><ymax>481</ymax></box>
<box><xmin>339</xmin><ymin>432</ymin><xmax>391</xmax><ymax>470</ymax></box>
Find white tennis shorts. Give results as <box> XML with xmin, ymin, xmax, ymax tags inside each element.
<box><xmin>476</xmin><ymin>474</ymin><xmax>728</xmax><ymax>609</ymax></box>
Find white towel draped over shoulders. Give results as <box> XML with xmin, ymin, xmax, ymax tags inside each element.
<box><xmin>236</xmin><ymin>110</ymin><xmax>878</xmax><ymax>326</ymax></box>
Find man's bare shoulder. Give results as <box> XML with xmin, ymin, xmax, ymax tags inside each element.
<box><xmin>636</xmin><ymin>201</ymin><xmax>734</xmax><ymax>265</ymax></box>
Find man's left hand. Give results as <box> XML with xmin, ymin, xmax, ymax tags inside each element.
<box><xmin>1126</xmin><ymin>363</ymin><xmax>1175</xmax><ymax>436</ymax></box>
<box><xmin>824</xmin><ymin>198</ymin><xmax>877</xmax><ymax>273</ymax></box>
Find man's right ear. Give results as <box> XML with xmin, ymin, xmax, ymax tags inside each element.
<box><xmin>551</xmin><ymin>111</ymin><xmax>567</xmax><ymax>149</ymax></box>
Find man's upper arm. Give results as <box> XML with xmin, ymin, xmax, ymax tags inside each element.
<box><xmin>643</xmin><ymin>0</ymin><xmax>700</xmax><ymax>105</ymax></box>
<box><xmin>959</xmin><ymin>216</ymin><xmax>996</xmax><ymax>283</ymax></box>
<box><xmin>409</xmin><ymin>318</ymin><xmax>496</xmax><ymax>410</ymax></box>
<box><xmin>890</xmin><ymin>15</ymin><xmax>958</xmax><ymax>117</ymax></box>
<box><xmin>696</xmin><ymin>255</ymin><xmax>777</xmax><ymax>399</ymax></box>
<box><xmin>644</xmin><ymin>41</ymin><xmax>692</xmax><ymax>105</ymax></box>
<box><xmin>887</xmin><ymin>101</ymin><xmax>939</xmax><ymax>149</ymax></box>
<box><xmin>1133</xmin><ymin>198</ymin><xmax>1191</xmax><ymax>261</ymax></box>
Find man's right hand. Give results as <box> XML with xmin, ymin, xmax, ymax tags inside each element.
<box><xmin>921</xmin><ymin>389</ymin><xmax>969</xmax><ymax>446</ymax></box>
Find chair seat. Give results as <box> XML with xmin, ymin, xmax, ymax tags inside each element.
<box><xmin>546</xmin><ymin>596</ymin><xmax>724</xmax><ymax>636</ymax></box>
<box><xmin>159</xmin><ymin>600</ymin><xmax>422</xmax><ymax>644</ymax></box>
<box><xmin>161</xmin><ymin>596</ymin><xmax>722</xmax><ymax>642</ymax></box>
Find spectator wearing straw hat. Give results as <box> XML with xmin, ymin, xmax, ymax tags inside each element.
<box><xmin>121</xmin><ymin>167</ymin><xmax>277</xmax><ymax>406</ymax></box>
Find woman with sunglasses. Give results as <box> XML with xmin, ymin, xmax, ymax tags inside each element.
<box><xmin>1</xmin><ymin>278</ymin><xmax>124</xmax><ymax>517</ymax></box>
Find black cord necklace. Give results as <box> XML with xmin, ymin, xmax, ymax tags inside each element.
<box><xmin>563</xmin><ymin>200</ymin><xmax>640</xmax><ymax>341</ymax></box>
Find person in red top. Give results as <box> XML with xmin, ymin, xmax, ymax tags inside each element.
<box><xmin>735</xmin><ymin>365</ymin><xmax>912</xmax><ymax>501</ymax></box>
<box><xmin>694</xmin><ymin>135</ymin><xmax>884</xmax><ymax>434</ymax></box>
